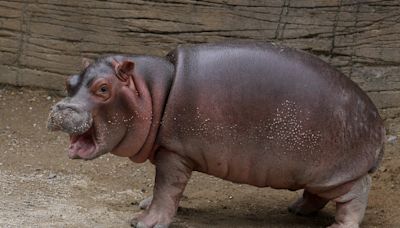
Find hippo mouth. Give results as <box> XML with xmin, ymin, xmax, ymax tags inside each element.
<box><xmin>68</xmin><ymin>126</ymin><xmax>98</xmax><ymax>160</ymax></box>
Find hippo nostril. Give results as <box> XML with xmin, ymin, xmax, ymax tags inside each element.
<box><xmin>55</xmin><ymin>102</ymin><xmax>79</xmax><ymax>113</ymax></box>
<box><xmin>54</xmin><ymin>102</ymin><xmax>66</xmax><ymax>111</ymax></box>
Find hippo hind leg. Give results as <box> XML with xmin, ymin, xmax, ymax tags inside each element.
<box><xmin>288</xmin><ymin>190</ymin><xmax>329</xmax><ymax>216</ymax></box>
<box><xmin>326</xmin><ymin>175</ymin><xmax>371</xmax><ymax>228</ymax></box>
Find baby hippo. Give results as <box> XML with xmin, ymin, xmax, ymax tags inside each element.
<box><xmin>48</xmin><ymin>42</ymin><xmax>385</xmax><ymax>228</ymax></box>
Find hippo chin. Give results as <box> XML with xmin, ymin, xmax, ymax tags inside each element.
<box><xmin>47</xmin><ymin>42</ymin><xmax>385</xmax><ymax>228</ymax></box>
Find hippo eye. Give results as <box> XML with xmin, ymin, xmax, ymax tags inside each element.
<box><xmin>92</xmin><ymin>79</ymin><xmax>111</xmax><ymax>101</ymax></box>
<box><xmin>99</xmin><ymin>85</ymin><xmax>108</xmax><ymax>93</ymax></box>
<box><xmin>93</xmin><ymin>83</ymin><xmax>111</xmax><ymax>101</ymax></box>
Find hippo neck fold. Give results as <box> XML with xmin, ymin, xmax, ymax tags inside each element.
<box><xmin>120</xmin><ymin>56</ymin><xmax>174</xmax><ymax>163</ymax></box>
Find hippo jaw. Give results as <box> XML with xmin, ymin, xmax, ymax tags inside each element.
<box><xmin>68</xmin><ymin>125</ymin><xmax>99</xmax><ymax>160</ymax></box>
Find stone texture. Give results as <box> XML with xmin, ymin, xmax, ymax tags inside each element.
<box><xmin>0</xmin><ymin>0</ymin><xmax>399</xmax><ymax>128</ymax></box>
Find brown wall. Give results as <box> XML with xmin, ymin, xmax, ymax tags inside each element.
<box><xmin>0</xmin><ymin>0</ymin><xmax>399</xmax><ymax>131</ymax></box>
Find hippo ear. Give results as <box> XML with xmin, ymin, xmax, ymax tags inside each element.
<box><xmin>114</xmin><ymin>60</ymin><xmax>135</xmax><ymax>82</ymax></box>
<box><xmin>82</xmin><ymin>58</ymin><xmax>93</xmax><ymax>70</ymax></box>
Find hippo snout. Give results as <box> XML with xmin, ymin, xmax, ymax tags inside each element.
<box><xmin>47</xmin><ymin>100</ymin><xmax>92</xmax><ymax>135</ymax></box>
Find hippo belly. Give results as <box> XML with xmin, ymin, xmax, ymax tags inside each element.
<box><xmin>158</xmin><ymin>43</ymin><xmax>384</xmax><ymax>190</ymax></box>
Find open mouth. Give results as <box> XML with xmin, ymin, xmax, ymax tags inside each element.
<box><xmin>68</xmin><ymin>126</ymin><xmax>97</xmax><ymax>159</ymax></box>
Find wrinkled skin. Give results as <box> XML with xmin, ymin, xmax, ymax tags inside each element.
<box><xmin>48</xmin><ymin>56</ymin><xmax>172</xmax><ymax>161</ymax></box>
<box><xmin>48</xmin><ymin>42</ymin><xmax>385</xmax><ymax>228</ymax></box>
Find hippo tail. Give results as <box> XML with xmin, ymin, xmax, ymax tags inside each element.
<box><xmin>368</xmin><ymin>144</ymin><xmax>384</xmax><ymax>174</ymax></box>
<box><xmin>368</xmin><ymin>128</ymin><xmax>390</xmax><ymax>174</ymax></box>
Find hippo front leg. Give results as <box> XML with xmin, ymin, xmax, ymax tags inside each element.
<box><xmin>131</xmin><ymin>149</ymin><xmax>193</xmax><ymax>228</ymax></box>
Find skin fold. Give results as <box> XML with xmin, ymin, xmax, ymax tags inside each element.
<box><xmin>47</xmin><ymin>42</ymin><xmax>385</xmax><ymax>228</ymax></box>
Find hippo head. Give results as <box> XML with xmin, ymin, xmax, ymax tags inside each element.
<box><xmin>47</xmin><ymin>57</ymin><xmax>152</xmax><ymax>161</ymax></box>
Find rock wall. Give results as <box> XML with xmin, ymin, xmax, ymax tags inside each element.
<box><xmin>0</xmin><ymin>0</ymin><xmax>399</xmax><ymax>130</ymax></box>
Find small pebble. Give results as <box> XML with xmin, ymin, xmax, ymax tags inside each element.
<box><xmin>48</xmin><ymin>173</ymin><xmax>57</xmax><ymax>179</ymax></box>
<box><xmin>379</xmin><ymin>166</ymin><xmax>387</xmax><ymax>172</ymax></box>
<box><xmin>387</xmin><ymin>135</ymin><xmax>397</xmax><ymax>144</ymax></box>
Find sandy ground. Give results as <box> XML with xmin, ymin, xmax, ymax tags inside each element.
<box><xmin>0</xmin><ymin>85</ymin><xmax>399</xmax><ymax>228</ymax></box>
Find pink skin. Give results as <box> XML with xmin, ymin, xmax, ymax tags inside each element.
<box><xmin>48</xmin><ymin>56</ymin><xmax>178</xmax><ymax>227</ymax></box>
<box><xmin>68</xmin><ymin>127</ymin><xmax>97</xmax><ymax>159</ymax></box>
<box><xmin>48</xmin><ymin>42</ymin><xmax>386</xmax><ymax>228</ymax></box>
<box><xmin>47</xmin><ymin>57</ymin><xmax>189</xmax><ymax>227</ymax></box>
<box><xmin>131</xmin><ymin>149</ymin><xmax>192</xmax><ymax>227</ymax></box>
<box><xmin>49</xmin><ymin>59</ymin><xmax>157</xmax><ymax>162</ymax></box>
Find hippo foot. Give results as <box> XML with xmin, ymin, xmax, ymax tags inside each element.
<box><xmin>326</xmin><ymin>222</ymin><xmax>358</xmax><ymax>228</ymax></box>
<box><xmin>130</xmin><ymin>211</ymin><xmax>171</xmax><ymax>228</ymax></box>
<box><xmin>139</xmin><ymin>196</ymin><xmax>153</xmax><ymax>210</ymax></box>
<box><xmin>288</xmin><ymin>190</ymin><xmax>329</xmax><ymax>216</ymax></box>
<box><xmin>324</xmin><ymin>175</ymin><xmax>371</xmax><ymax>228</ymax></box>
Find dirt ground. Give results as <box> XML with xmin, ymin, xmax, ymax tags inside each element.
<box><xmin>0</xmin><ymin>85</ymin><xmax>398</xmax><ymax>228</ymax></box>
